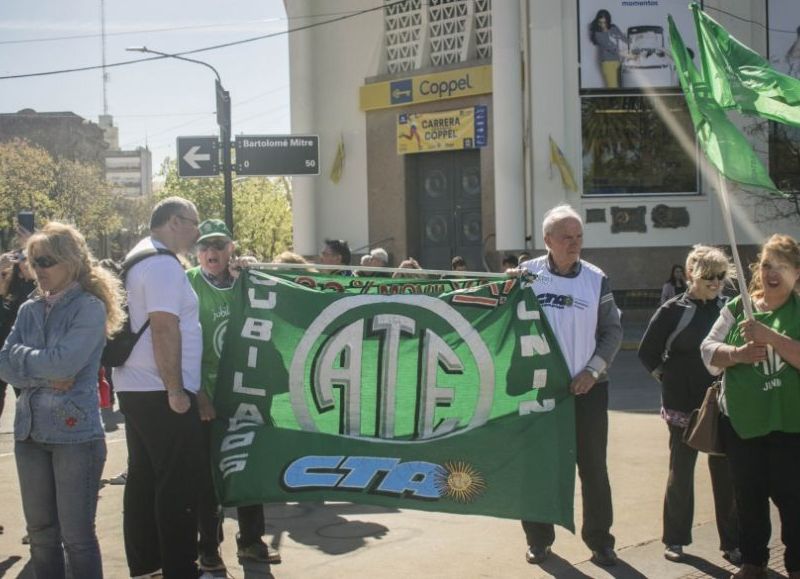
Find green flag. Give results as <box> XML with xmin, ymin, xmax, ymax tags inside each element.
<box><xmin>691</xmin><ymin>4</ymin><xmax>800</xmax><ymax>127</ymax></box>
<box><xmin>668</xmin><ymin>15</ymin><xmax>778</xmax><ymax>192</ymax></box>
<box><xmin>210</xmin><ymin>270</ymin><xmax>576</xmax><ymax>527</ymax></box>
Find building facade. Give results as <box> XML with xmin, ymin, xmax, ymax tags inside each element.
<box><xmin>0</xmin><ymin>109</ymin><xmax>108</xmax><ymax>165</ymax></box>
<box><xmin>285</xmin><ymin>0</ymin><xmax>800</xmax><ymax>288</ymax></box>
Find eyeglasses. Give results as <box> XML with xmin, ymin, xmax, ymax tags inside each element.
<box><xmin>32</xmin><ymin>255</ymin><xmax>58</xmax><ymax>269</ymax></box>
<box><xmin>198</xmin><ymin>239</ymin><xmax>230</xmax><ymax>251</ymax></box>
<box><xmin>177</xmin><ymin>215</ymin><xmax>199</xmax><ymax>227</ymax></box>
<box><xmin>701</xmin><ymin>272</ymin><xmax>726</xmax><ymax>281</ymax></box>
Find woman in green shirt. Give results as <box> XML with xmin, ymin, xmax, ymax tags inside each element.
<box><xmin>701</xmin><ymin>234</ymin><xmax>800</xmax><ymax>579</ymax></box>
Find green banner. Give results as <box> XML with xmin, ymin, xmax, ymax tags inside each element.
<box><xmin>210</xmin><ymin>271</ymin><xmax>576</xmax><ymax>527</ymax></box>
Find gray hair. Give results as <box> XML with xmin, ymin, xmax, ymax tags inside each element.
<box><xmin>542</xmin><ymin>204</ymin><xmax>583</xmax><ymax>238</ymax></box>
<box><xmin>370</xmin><ymin>247</ymin><xmax>389</xmax><ymax>265</ymax></box>
<box><xmin>150</xmin><ymin>196</ymin><xmax>197</xmax><ymax>229</ymax></box>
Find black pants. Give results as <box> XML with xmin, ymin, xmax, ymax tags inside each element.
<box><xmin>197</xmin><ymin>420</ymin><xmax>265</xmax><ymax>554</ymax></box>
<box><xmin>663</xmin><ymin>423</ymin><xmax>738</xmax><ymax>550</ymax></box>
<box><xmin>522</xmin><ymin>382</ymin><xmax>614</xmax><ymax>551</ymax></box>
<box><xmin>119</xmin><ymin>391</ymin><xmax>204</xmax><ymax>579</ymax></box>
<box><xmin>720</xmin><ymin>415</ymin><xmax>800</xmax><ymax>572</ymax></box>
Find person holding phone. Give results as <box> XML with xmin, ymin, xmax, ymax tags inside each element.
<box><xmin>17</xmin><ymin>211</ymin><xmax>35</xmax><ymax>235</ymax></box>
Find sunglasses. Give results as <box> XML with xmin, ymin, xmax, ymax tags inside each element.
<box><xmin>177</xmin><ymin>215</ymin><xmax>199</xmax><ymax>227</ymax></box>
<box><xmin>700</xmin><ymin>272</ymin><xmax>726</xmax><ymax>281</ymax></box>
<box><xmin>32</xmin><ymin>255</ymin><xmax>58</xmax><ymax>269</ymax></box>
<box><xmin>198</xmin><ymin>239</ymin><xmax>230</xmax><ymax>251</ymax></box>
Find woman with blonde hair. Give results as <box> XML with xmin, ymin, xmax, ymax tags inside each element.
<box><xmin>701</xmin><ymin>234</ymin><xmax>800</xmax><ymax>579</ymax></box>
<box><xmin>0</xmin><ymin>221</ymin><xmax>124</xmax><ymax>579</ymax></box>
<box><xmin>639</xmin><ymin>245</ymin><xmax>740</xmax><ymax>565</ymax></box>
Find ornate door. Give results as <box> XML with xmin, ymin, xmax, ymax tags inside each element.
<box><xmin>414</xmin><ymin>150</ymin><xmax>482</xmax><ymax>271</ymax></box>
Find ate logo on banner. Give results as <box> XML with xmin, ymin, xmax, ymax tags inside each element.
<box><xmin>288</xmin><ymin>294</ymin><xmax>496</xmax><ymax>441</ymax></box>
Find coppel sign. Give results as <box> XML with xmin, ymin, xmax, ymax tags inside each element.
<box><xmin>360</xmin><ymin>64</ymin><xmax>493</xmax><ymax>111</ymax></box>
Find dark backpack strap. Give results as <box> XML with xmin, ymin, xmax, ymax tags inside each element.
<box><xmin>121</xmin><ymin>248</ymin><xmax>180</xmax><ymax>335</ymax></box>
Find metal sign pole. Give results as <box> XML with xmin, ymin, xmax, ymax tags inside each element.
<box><xmin>216</xmin><ymin>79</ymin><xmax>234</xmax><ymax>235</ymax></box>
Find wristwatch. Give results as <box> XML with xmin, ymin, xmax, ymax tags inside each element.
<box><xmin>587</xmin><ymin>367</ymin><xmax>600</xmax><ymax>380</ymax></box>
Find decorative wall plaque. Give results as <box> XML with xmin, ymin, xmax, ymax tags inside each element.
<box><xmin>651</xmin><ymin>204</ymin><xmax>690</xmax><ymax>228</ymax></box>
<box><xmin>610</xmin><ymin>206</ymin><xmax>647</xmax><ymax>233</ymax></box>
<box><xmin>586</xmin><ymin>208</ymin><xmax>606</xmax><ymax>223</ymax></box>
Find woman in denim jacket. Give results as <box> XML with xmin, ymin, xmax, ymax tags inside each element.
<box><xmin>0</xmin><ymin>222</ymin><xmax>124</xmax><ymax>579</ymax></box>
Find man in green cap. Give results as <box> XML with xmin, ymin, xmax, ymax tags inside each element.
<box><xmin>186</xmin><ymin>219</ymin><xmax>277</xmax><ymax>573</ymax></box>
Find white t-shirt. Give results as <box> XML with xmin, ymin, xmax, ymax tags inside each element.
<box><xmin>523</xmin><ymin>256</ymin><xmax>603</xmax><ymax>378</ymax></box>
<box><xmin>113</xmin><ymin>237</ymin><xmax>202</xmax><ymax>393</ymax></box>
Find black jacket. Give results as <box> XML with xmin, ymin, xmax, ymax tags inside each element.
<box><xmin>638</xmin><ymin>293</ymin><xmax>725</xmax><ymax>413</ymax></box>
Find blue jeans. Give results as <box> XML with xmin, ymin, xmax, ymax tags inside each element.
<box><xmin>15</xmin><ymin>437</ymin><xmax>107</xmax><ymax>579</ymax></box>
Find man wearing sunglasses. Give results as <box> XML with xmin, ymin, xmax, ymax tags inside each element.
<box><xmin>186</xmin><ymin>219</ymin><xmax>275</xmax><ymax>573</ymax></box>
<box><xmin>113</xmin><ymin>196</ymin><xmax>205</xmax><ymax>579</ymax></box>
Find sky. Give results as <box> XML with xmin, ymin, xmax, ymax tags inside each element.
<box><xmin>0</xmin><ymin>0</ymin><xmax>292</xmax><ymax>172</ymax></box>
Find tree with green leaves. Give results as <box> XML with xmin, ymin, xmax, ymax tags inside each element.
<box><xmin>0</xmin><ymin>139</ymin><xmax>124</xmax><ymax>252</ymax></box>
<box><xmin>157</xmin><ymin>160</ymin><xmax>293</xmax><ymax>259</ymax></box>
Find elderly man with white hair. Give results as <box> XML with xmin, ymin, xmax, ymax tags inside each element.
<box><xmin>518</xmin><ymin>204</ymin><xmax>622</xmax><ymax>568</ymax></box>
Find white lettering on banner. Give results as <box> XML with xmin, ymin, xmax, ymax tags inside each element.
<box><xmin>233</xmin><ymin>371</ymin><xmax>266</xmax><ymax>398</ymax></box>
<box><xmin>233</xmin><ymin>403</ymin><xmax>265</xmax><ymax>425</ymax></box>
<box><xmin>248</xmin><ymin>288</ymin><xmax>276</xmax><ymax>310</ymax></box>
<box><xmin>313</xmin><ymin>320</ymin><xmax>365</xmax><ymax>437</ymax></box>
<box><xmin>247</xmin><ymin>346</ymin><xmax>258</xmax><ymax>369</ymax></box>
<box><xmin>516</xmin><ymin>300</ymin><xmax>541</xmax><ymax>320</ymax></box>
<box><xmin>221</xmin><ymin>431</ymin><xmax>255</xmax><ymax>451</ymax></box>
<box><xmin>241</xmin><ymin>318</ymin><xmax>273</xmax><ymax>342</ymax></box>
<box><xmin>519</xmin><ymin>399</ymin><xmax>556</xmax><ymax>414</ymax></box>
<box><xmin>517</xmin><ymin>301</ymin><xmax>552</xmax><ymax>408</ymax></box>
<box><xmin>418</xmin><ymin>330</ymin><xmax>461</xmax><ymax>439</ymax></box>
<box><xmin>218</xmin><ymin>271</ymin><xmax>281</xmax><ymax>477</ymax></box>
<box><xmin>372</xmin><ymin>314</ymin><xmax>417</xmax><ymax>439</ymax></box>
<box><xmin>220</xmin><ymin>454</ymin><xmax>249</xmax><ymax>478</ymax></box>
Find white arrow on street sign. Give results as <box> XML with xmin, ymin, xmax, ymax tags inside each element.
<box><xmin>176</xmin><ymin>136</ymin><xmax>219</xmax><ymax>177</ymax></box>
<box><xmin>183</xmin><ymin>146</ymin><xmax>211</xmax><ymax>170</ymax></box>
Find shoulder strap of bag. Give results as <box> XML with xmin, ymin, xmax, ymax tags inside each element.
<box><xmin>121</xmin><ymin>248</ymin><xmax>179</xmax><ymax>337</ymax></box>
<box><xmin>662</xmin><ymin>297</ymin><xmax>697</xmax><ymax>362</ymax></box>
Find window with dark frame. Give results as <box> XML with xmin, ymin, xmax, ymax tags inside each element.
<box><xmin>580</xmin><ymin>94</ymin><xmax>699</xmax><ymax>195</ymax></box>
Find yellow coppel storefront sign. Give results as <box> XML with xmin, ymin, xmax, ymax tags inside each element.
<box><xmin>397</xmin><ymin>107</ymin><xmax>487</xmax><ymax>154</ymax></box>
<box><xmin>360</xmin><ymin>65</ymin><xmax>492</xmax><ymax>111</ymax></box>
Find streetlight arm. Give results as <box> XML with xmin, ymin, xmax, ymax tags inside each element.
<box><xmin>126</xmin><ymin>44</ymin><xmax>233</xmax><ymax>234</ymax></box>
<box><xmin>126</xmin><ymin>46</ymin><xmax>222</xmax><ymax>85</ymax></box>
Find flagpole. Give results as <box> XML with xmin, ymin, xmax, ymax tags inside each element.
<box><xmin>715</xmin><ymin>172</ymin><xmax>754</xmax><ymax>319</ymax></box>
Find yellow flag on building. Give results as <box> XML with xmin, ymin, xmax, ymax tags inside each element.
<box><xmin>329</xmin><ymin>135</ymin><xmax>345</xmax><ymax>184</ymax></box>
<box><xmin>549</xmin><ymin>136</ymin><xmax>578</xmax><ymax>192</ymax></box>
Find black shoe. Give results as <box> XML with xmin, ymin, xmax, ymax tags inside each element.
<box><xmin>664</xmin><ymin>544</ymin><xmax>684</xmax><ymax>562</ymax></box>
<box><xmin>525</xmin><ymin>545</ymin><xmax>551</xmax><ymax>564</ymax></box>
<box><xmin>198</xmin><ymin>549</ymin><xmax>226</xmax><ymax>572</ymax></box>
<box><xmin>723</xmin><ymin>548</ymin><xmax>742</xmax><ymax>566</ymax></box>
<box><xmin>591</xmin><ymin>547</ymin><xmax>618</xmax><ymax>567</ymax></box>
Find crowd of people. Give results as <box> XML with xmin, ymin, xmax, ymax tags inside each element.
<box><xmin>0</xmin><ymin>199</ymin><xmax>798</xmax><ymax>579</ymax></box>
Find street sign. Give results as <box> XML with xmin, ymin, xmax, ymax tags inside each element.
<box><xmin>177</xmin><ymin>136</ymin><xmax>219</xmax><ymax>177</ymax></box>
<box><xmin>235</xmin><ymin>135</ymin><xmax>319</xmax><ymax>176</ymax></box>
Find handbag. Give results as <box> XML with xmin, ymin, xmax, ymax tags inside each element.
<box><xmin>683</xmin><ymin>382</ymin><xmax>725</xmax><ymax>456</ymax></box>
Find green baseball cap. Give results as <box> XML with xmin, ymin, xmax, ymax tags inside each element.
<box><xmin>197</xmin><ymin>219</ymin><xmax>233</xmax><ymax>243</ymax></box>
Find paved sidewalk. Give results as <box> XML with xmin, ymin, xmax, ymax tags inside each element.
<box><xmin>0</xmin><ymin>352</ymin><xmax>790</xmax><ymax>578</ymax></box>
